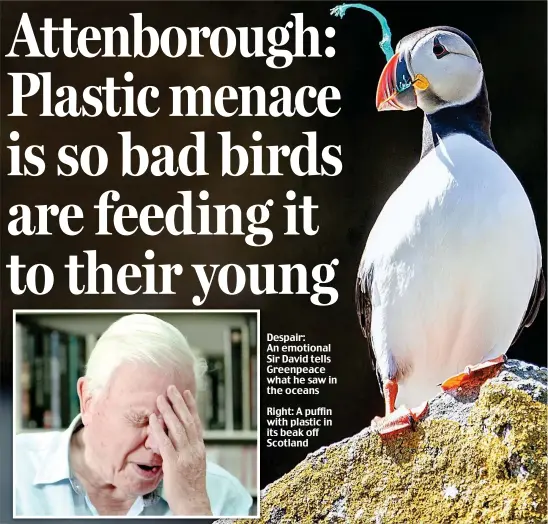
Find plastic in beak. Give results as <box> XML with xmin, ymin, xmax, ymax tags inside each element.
<box><xmin>376</xmin><ymin>52</ymin><xmax>418</xmax><ymax>111</ymax></box>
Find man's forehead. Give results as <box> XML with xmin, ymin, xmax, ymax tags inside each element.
<box><xmin>105</xmin><ymin>361</ymin><xmax>196</xmax><ymax>399</ymax></box>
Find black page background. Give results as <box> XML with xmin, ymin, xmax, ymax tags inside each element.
<box><xmin>1</xmin><ymin>2</ymin><xmax>546</xmax><ymax>522</ymax></box>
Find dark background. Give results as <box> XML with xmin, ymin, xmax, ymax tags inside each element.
<box><xmin>1</xmin><ymin>2</ymin><xmax>546</xmax><ymax>523</ymax></box>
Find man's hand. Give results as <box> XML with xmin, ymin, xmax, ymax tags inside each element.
<box><xmin>150</xmin><ymin>386</ymin><xmax>212</xmax><ymax>516</ymax></box>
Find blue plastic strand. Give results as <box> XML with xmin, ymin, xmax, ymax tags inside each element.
<box><xmin>330</xmin><ymin>3</ymin><xmax>395</xmax><ymax>62</ymax></box>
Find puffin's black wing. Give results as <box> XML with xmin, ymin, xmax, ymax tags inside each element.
<box><xmin>511</xmin><ymin>265</ymin><xmax>546</xmax><ymax>346</ymax></box>
<box><xmin>355</xmin><ymin>265</ymin><xmax>383</xmax><ymax>395</ymax></box>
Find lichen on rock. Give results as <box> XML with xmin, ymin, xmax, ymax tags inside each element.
<box><xmin>214</xmin><ymin>359</ymin><xmax>547</xmax><ymax>524</ymax></box>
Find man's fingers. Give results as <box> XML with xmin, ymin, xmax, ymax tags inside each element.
<box><xmin>167</xmin><ymin>386</ymin><xmax>199</xmax><ymax>443</ymax></box>
<box><xmin>157</xmin><ymin>394</ymin><xmax>188</xmax><ymax>450</ymax></box>
<box><xmin>182</xmin><ymin>389</ymin><xmax>204</xmax><ymax>441</ymax></box>
<box><xmin>149</xmin><ymin>412</ymin><xmax>174</xmax><ymax>457</ymax></box>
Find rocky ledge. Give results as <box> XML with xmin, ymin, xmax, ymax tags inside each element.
<box><xmin>215</xmin><ymin>359</ymin><xmax>547</xmax><ymax>524</ymax></box>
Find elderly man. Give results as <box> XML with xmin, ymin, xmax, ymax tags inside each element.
<box><xmin>15</xmin><ymin>314</ymin><xmax>253</xmax><ymax>517</ymax></box>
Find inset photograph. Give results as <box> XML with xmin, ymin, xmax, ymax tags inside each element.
<box><xmin>13</xmin><ymin>310</ymin><xmax>259</xmax><ymax>518</ymax></box>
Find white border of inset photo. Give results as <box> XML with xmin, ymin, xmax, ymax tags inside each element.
<box><xmin>12</xmin><ymin>309</ymin><xmax>261</xmax><ymax>520</ymax></box>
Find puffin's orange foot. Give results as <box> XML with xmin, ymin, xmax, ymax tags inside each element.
<box><xmin>372</xmin><ymin>401</ymin><xmax>429</xmax><ymax>438</ymax></box>
<box><xmin>441</xmin><ymin>355</ymin><xmax>507</xmax><ymax>391</ymax></box>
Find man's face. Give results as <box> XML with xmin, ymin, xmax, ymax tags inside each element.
<box><xmin>79</xmin><ymin>361</ymin><xmax>196</xmax><ymax>496</ymax></box>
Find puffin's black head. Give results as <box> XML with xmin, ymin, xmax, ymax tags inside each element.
<box><xmin>376</xmin><ymin>27</ymin><xmax>485</xmax><ymax>114</ymax></box>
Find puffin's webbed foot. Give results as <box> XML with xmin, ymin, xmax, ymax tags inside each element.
<box><xmin>441</xmin><ymin>355</ymin><xmax>507</xmax><ymax>391</ymax></box>
<box><xmin>372</xmin><ymin>378</ymin><xmax>428</xmax><ymax>438</ymax></box>
<box><xmin>372</xmin><ymin>402</ymin><xmax>429</xmax><ymax>438</ymax></box>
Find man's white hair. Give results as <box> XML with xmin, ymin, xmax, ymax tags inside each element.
<box><xmin>85</xmin><ymin>314</ymin><xmax>207</xmax><ymax>395</ymax></box>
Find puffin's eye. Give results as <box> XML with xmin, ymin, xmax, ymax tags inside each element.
<box><xmin>433</xmin><ymin>39</ymin><xmax>449</xmax><ymax>59</ymax></box>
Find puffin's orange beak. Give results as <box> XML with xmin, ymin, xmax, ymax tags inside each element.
<box><xmin>376</xmin><ymin>52</ymin><xmax>428</xmax><ymax>111</ymax></box>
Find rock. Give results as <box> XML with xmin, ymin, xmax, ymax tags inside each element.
<box><xmin>215</xmin><ymin>359</ymin><xmax>547</xmax><ymax>524</ymax></box>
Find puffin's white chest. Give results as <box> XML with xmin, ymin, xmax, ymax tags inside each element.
<box><xmin>364</xmin><ymin>134</ymin><xmax>540</xmax><ymax>407</ymax></box>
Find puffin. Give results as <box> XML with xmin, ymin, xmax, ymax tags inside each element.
<box><xmin>355</xmin><ymin>26</ymin><xmax>545</xmax><ymax>437</ymax></box>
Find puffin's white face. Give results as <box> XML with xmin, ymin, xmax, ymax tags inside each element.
<box><xmin>408</xmin><ymin>31</ymin><xmax>484</xmax><ymax>113</ymax></box>
<box><xmin>376</xmin><ymin>30</ymin><xmax>484</xmax><ymax>114</ymax></box>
